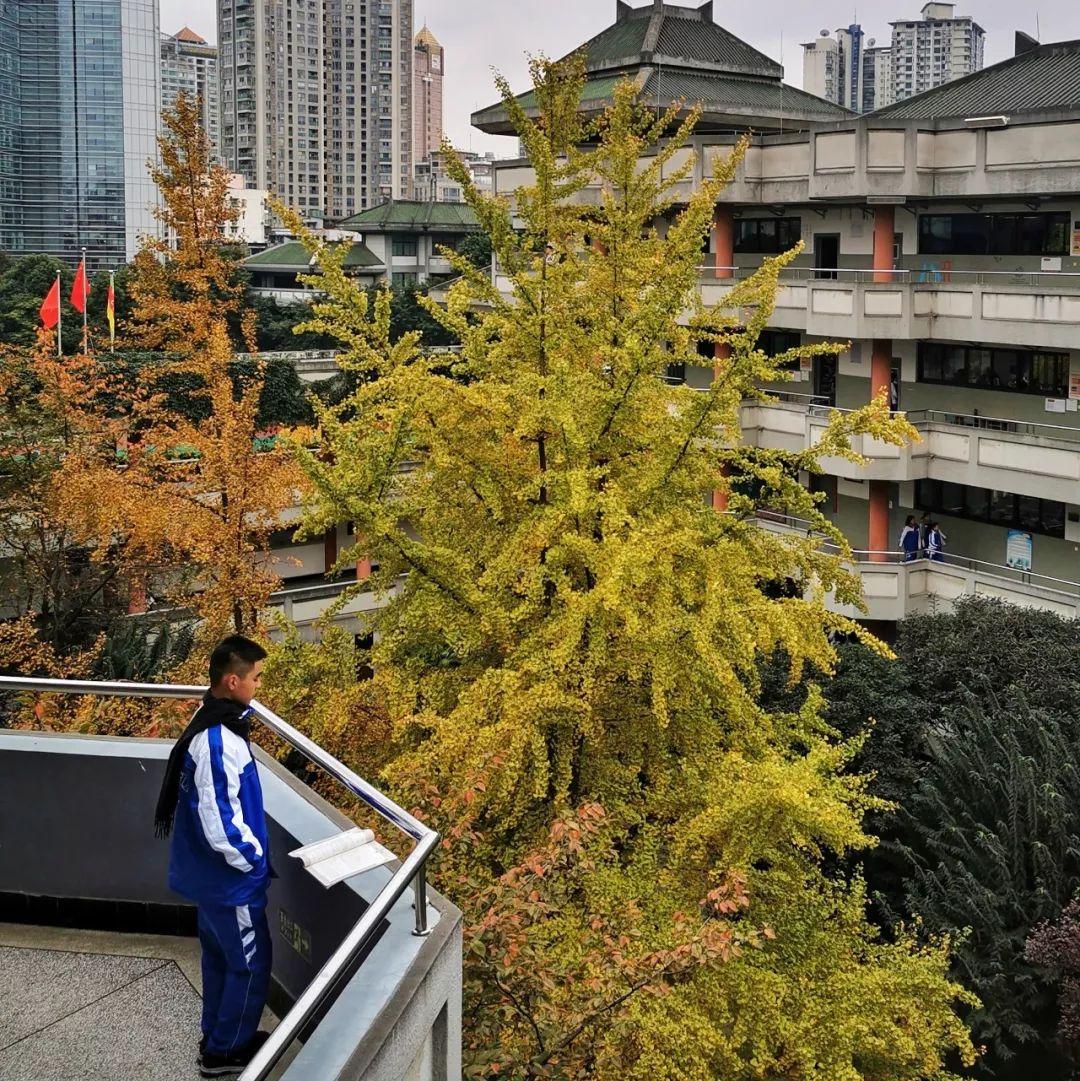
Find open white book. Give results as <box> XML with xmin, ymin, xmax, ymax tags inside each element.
<box><xmin>289</xmin><ymin>827</ymin><xmax>396</xmax><ymax>888</ymax></box>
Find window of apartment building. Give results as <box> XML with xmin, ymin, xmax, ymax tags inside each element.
<box><xmin>733</xmin><ymin>217</ymin><xmax>801</xmax><ymax>254</ymax></box>
<box><xmin>916</xmin><ymin>479</ymin><xmax>1066</xmax><ymax>538</ymax></box>
<box><xmin>392</xmin><ymin>236</ymin><xmax>418</xmax><ymax>257</ymax></box>
<box><xmin>918</xmin><ymin>211</ymin><xmax>1069</xmax><ymax>255</ymax></box>
<box><xmin>917</xmin><ymin>342</ymin><xmax>1069</xmax><ymax>396</ymax></box>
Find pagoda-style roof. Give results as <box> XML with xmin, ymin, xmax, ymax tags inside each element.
<box><xmin>335</xmin><ymin>200</ymin><xmax>481</xmax><ymax>234</ymax></box>
<box><xmin>472</xmin><ymin>1</ymin><xmax>850</xmax><ymax>135</ymax></box>
<box><xmin>243</xmin><ymin>240</ymin><xmax>383</xmax><ymax>272</ymax></box>
<box><xmin>173</xmin><ymin>26</ymin><xmax>207</xmax><ymax>44</ymax></box>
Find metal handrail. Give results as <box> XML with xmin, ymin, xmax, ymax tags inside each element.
<box><xmin>0</xmin><ymin>675</ymin><xmax>440</xmax><ymax>1081</ymax></box>
<box><xmin>753</xmin><ymin>513</ymin><xmax>1080</xmax><ymax>597</ymax></box>
<box><xmin>695</xmin><ymin>264</ymin><xmax>1080</xmax><ymax>287</ymax></box>
<box><xmin>905</xmin><ymin>409</ymin><xmax>1080</xmax><ymax>442</ymax></box>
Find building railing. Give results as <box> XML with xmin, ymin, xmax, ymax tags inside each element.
<box><xmin>903</xmin><ymin>409</ymin><xmax>1080</xmax><ymax>443</ymax></box>
<box><xmin>753</xmin><ymin>511</ymin><xmax>1080</xmax><ymax>599</ymax></box>
<box><xmin>0</xmin><ymin>674</ymin><xmax>440</xmax><ymax>1081</ymax></box>
<box><xmin>696</xmin><ymin>264</ymin><xmax>1080</xmax><ymax>288</ymax></box>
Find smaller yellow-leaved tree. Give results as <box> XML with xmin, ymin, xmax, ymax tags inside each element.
<box><xmin>285</xmin><ymin>57</ymin><xmax>975</xmax><ymax>1081</ymax></box>
<box><xmin>54</xmin><ymin>95</ymin><xmax>302</xmax><ymax>649</ymax></box>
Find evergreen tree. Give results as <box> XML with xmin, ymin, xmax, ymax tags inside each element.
<box><xmin>897</xmin><ymin>692</ymin><xmax>1080</xmax><ymax>1073</ymax></box>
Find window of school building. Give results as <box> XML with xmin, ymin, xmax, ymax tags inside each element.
<box><xmin>915</xmin><ymin>479</ymin><xmax>1066</xmax><ymax>538</ymax></box>
<box><xmin>917</xmin><ymin>211</ymin><xmax>1069</xmax><ymax>256</ymax></box>
<box><xmin>733</xmin><ymin>217</ymin><xmax>801</xmax><ymax>254</ymax></box>
<box><xmin>916</xmin><ymin>342</ymin><xmax>1070</xmax><ymax>397</ymax></box>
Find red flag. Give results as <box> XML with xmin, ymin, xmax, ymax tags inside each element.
<box><xmin>70</xmin><ymin>258</ymin><xmax>88</xmax><ymax>313</ymax></box>
<box><xmin>106</xmin><ymin>276</ymin><xmax>115</xmax><ymax>344</ymax></box>
<box><xmin>40</xmin><ymin>277</ymin><xmax>60</xmax><ymax>328</ymax></box>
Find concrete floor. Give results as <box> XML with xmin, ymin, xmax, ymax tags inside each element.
<box><xmin>0</xmin><ymin>923</ymin><xmax>281</xmax><ymax>1081</ymax></box>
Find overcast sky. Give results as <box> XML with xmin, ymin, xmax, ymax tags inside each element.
<box><xmin>162</xmin><ymin>0</ymin><xmax>1078</xmax><ymax>154</ymax></box>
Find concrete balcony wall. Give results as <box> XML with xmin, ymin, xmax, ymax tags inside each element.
<box><xmin>804</xmin><ymin>281</ymin><xmax>928</xmax><ymax>340</ymax></box>
<box><xmin>756</xmin><ymin>516</ymin><xmax>1080</xmax><ymax>621</ymax></box>
<box><xmin>914</xmin><ymin>283</ymin><xmax>1080</xmax><ymax>350</ymax></box>
<box><xmin>0</xmin><ymin>730</ymin><xmax>462</xmax><ymax>1081</ymax></box>
<box><xmin>741</xmin><ymin>400</ymin><xmax>1080</xmax><ymax>503</ymax></box>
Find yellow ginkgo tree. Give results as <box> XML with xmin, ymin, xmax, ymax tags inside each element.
<box><xmin>284</xmin><ymin>57</ymin><xmax>975</xmax><ymax>1081</ymax></box>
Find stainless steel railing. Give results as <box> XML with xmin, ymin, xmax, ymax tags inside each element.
<box><xmin>753</xmin><ymin>512</ymin><xmax>1080</xmax><ymax>598</ymax></box>
<box><xmin>696</xmin><ymin>263</ymin><xmax>1080</xmax><ymax>288</ymax></box>
<box><xmin>0</xmin><ymin>674</ymin><xmax>440</xmax><ymax>1081</ymax></box>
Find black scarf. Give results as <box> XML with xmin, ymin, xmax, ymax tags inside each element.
<box><xmin>154</xmin><ymin>691</ymin><xmax>252</xmax><ymax>839</ymax></box>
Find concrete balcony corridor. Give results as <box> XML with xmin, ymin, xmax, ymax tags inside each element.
<box><xmin>0</xmin><ymin>922</ymin><xmax>286</xmax><ymax>1081</ymax></box>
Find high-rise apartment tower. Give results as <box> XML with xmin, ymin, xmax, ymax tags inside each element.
<box><xmin>890</xmin><ymin>2</ymin><xmax>984</xmax><ymax>102</ymax></box>
<box><xmin>412</xmin><ymin>25</ymin><xmax>443</xmax><ymax>168</ymax></box>
<box><xmin>160</xmin><ymin>28</ymin><xmax>219</xmax><ymax>159</ymax></box>
<box><xmin>217</xmin><ymin>0</ymin><xmax>412</xmax><ymax>225</ymax></box>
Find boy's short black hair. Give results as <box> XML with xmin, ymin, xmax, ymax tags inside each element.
<box><xmin>209</xmin><ymin>635</ymin><xmax>268</xmax><ymax>685</ymax></box>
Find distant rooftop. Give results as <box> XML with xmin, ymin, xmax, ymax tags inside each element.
<box><xmin>243</xmin><ymin>239</ymin><xmax>383</xmax><ymax>271</ymax></box>
<box><xmin>415</xmin><ymin>25</ymin><xmax>442</xmax><ymax>51</ymax></box>
<box><xmin>872</xmin><ymin>37</ymin><xmax>1080</xmax><ymax>119</ymax></box>
<box><xmin>172</xmin><ymin>26</ymin><xmax>207</xmax><ymax>44</ymax></box>
<box><xmin>472</xmin><ymin>0</ymin><xmax>850</xmax><ymax>135</ymax></box>
<box><xmin>336</xmin><ymin>199</ymin><xmax>481</xmax><ymax>233</ymax></box>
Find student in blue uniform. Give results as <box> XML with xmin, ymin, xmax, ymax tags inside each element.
<box><xmin>928</xmin><ymin>521</ymin><xmax>946</xmax><ymax>562</ymax></box>
<box><xmin>898</xmin><ymin>515</ymin><xmax>921</xmax><ymax>561</ymax></box>
<box><xmin>155</xmin><ymin>636</ymin><xmax>272</xmax><ymax>1078</ymax></box>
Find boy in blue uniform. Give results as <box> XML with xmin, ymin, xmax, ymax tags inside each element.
<box><xmin>155</xmin><ymin>636</ymin><xmax>272</xmax><ymax>1078</ymax></box>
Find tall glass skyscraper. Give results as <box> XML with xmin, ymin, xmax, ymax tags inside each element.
<box><xmin>0</xmin><ymin>0</ymin><xmax>160</xmax><ymax>270</ymax></box>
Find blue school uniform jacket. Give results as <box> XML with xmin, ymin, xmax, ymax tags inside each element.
<box><xmin>168</xmin><ymin>721</ymin><xmax>270</xmax><ymax>906</ymax></box>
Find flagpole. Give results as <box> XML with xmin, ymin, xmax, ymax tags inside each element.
<box><xmin>55</xmin><ymin>270</ymin><xmax>62</xmax><ymax>358</ymax></box>
<box><xmin>108</xmin><ymin>269</ymin><xmax>115</xmax><ymax>353</ymax></box>
<box><xmin>80</xmin><ymin>247</ymin><xmax>88</xmax><ymax>353</ymax></box>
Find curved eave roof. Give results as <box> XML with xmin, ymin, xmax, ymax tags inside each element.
<box><xmin>472</xmin><ymin>69</ymin><xmax>851</xmax><ymax>134</ymax></box>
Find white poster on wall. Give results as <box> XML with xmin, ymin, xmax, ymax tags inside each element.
<box><xmin>1006</xmin><ymin>530</ymin><xmax>1033</xmax><ymax>571</ymax></box>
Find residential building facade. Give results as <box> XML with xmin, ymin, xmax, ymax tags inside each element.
<box><xmin>412</xmin><ymin>25</ymin><xmax>443</xmax><ymax>169</ymax></box>
<box><xmin>160</xmin><ymin>27</ymin><xmax>218</xmax><ymax>158</ymax></box>
<box><xmin>889</xmin><ymin>2</ymin><xmax>984</xmax><ymax>103</ymax></box>
<box><xmin>217</xmin><ymin>0</ymin><xmax>412</xmax><ymax>225</ymax></box>
<box><xmin>479</xmin><ymin>3</ymin><xmax>1080</xmax><ymax>625</ymax></box>
<box><xmin>0</xmin><ymin>0</ymin><xmax>160</xmax><ymax>268</ymax></box>
<box><xmin>801</xmin><ymin>31</ymin><xmax>840</xmax><ymax>105</ymax></box>
<box><xmin>337</xmin><ymin>199</ymin><xmax>481</xmax><ymax>285</ymax></box>
<box><xmin>225</xmin><ymin>172</ymin><xmax>269</xmax><ymax>246</ymax></box>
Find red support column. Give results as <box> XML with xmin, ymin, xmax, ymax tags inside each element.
<box><xmin>323</xmin><ymin>527</ymin><xmax>338</xmax><ymax>576</ymax></box>
<box><xmin>356</xmin><ymin>556</ymin><xmax>372</xmax><ymax>581</ymax></box>
<box><xmin>868</xmin><ymin>481</ymin><xmax>891</xmax><ymax>562</ymax></box>
<box><xmin>871</xmin><ymin>338</ymin><xmax>891</xmax><ymax>401</ymax></box>
<box><xmin>869</xmin><ymin>337</ymin><xmax>893</xmax><ymax>561</ymax></box>
<box><xmin>712</xmin><ymin>206</ymin><xmax>734</xmax><ymax>280</ymax></box>
<box><xmin>872</xmin><ymin>205</ymin><xmax>895</xmax><ymax>283</ymax></box>
<box><xmin>712</xmin><ymin>340</ymin><xmax>732</xmax><ymax>511</ymax></box>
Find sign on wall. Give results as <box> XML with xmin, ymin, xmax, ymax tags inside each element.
<box><xmin>1072</xmin><ymin>221</ymin><xmax>1080</xmax><ymax>257</ymax></box>
<box><xmin>1070</xmin><ymin>372</ymin><xmax>1080</xmax><ymax>400</ymax></box>
<box><xmin>1006</xmin><ymin>530</ymin><xmax>1033</xmax><ymax>572</ymax></box>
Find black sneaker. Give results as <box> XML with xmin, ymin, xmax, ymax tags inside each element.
<box><xmin>198</xmin><ymin>1031</ymin><xmax>271</xmax><ymax>1078</ymax></box>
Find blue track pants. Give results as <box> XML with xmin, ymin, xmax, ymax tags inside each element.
<box><xmin>197</xmin><ymin>897</ymin><xmax>272</xmax><ymax>1056</ymax></box>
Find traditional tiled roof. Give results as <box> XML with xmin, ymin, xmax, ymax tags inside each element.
<box><xmin>243</xmin><ymin>240</ymin><xmax>383</xmax><ymax>271</ymax></box>
<box><xmin>336</xmin><ymin>200</ymin><xmax>481</xmax><ymax>233</ymax></box>
<box><xmin>872</xmin><ymin>39</ymin><xmax>1080</xmax><ymax>120</ymax></box>
<box><xmin>640</xmin><ymin>70</ymin><xmax>850</xmax><ymax>123</ymax></box>
<box><xmin>173</xmin><ymin>26</ymin><xmax>207</xmax><ymax>44</ymax></box>
<box><xmin>471</xmin><ymin>0</ymin><xmax>849</xmax><ymax>134</ymax></box>
<box><xmin>243</xmin><ymin>242</ymin><xmax>311</xmax><ymax>271</ymax></box>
